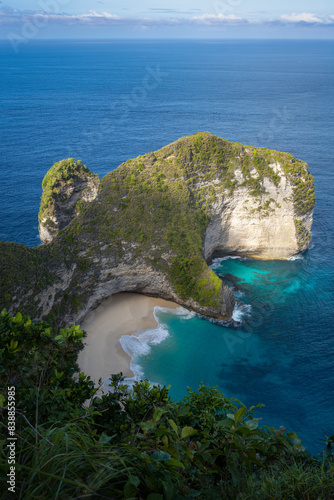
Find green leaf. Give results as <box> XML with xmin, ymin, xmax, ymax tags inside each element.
<box><xmin>237</xmin><ymin>425</ymin><xmax>251</xmax><ymax>435</ymax></box>
<box><xmin>145</xmin><ymin>475</ymin><xmax>157</xmax><ymax>491</ymax></box>
<box><xmin>181</xmin><ymin>426</ymin><xmax>197</xmax><ymax>439</ymax></box>
<box><xmin>124</xmin><ymin>476</ymin><xmax>140</xmax><ymax>498</ymax></box>
<box><xmin>99</xmin><ymin>433</ymin><xmax>112</xmax><ymax>445</ymax></box>
<box><xmin>168</xmin><ymin>419</ymin><xmax>178</xmax><ymax>435</ymax></box>
<box><xmin>245</xmin><ymin>419</ymin><xmax>258</xmax><ymax>430</ymax></box>
<box><xmin>216</xmin><ymin>419</ymin><xmax>233</xmax><ymax>428</ymax></box>
<box><xmin>234</xmin><ymin>406</ymin><xmax>246</xmax><ymax>423</ymax></box>
<box><xmin>54</xmin><ymin>369</ymin><xmax>64</xmax><ymax>379</ymax></box>
<box><xmin>227</xmin><ymin>413</ymin><xmax>235</xmax><ymax>421</ymax></box>
<box><xmin>177</xmin><ymin>404</ymin><xmax>191</xmax><ymax>417</ymax></box>
<box><xmin>287</xmin><ymin>432</ymin><xmax>298</xmax><ymax>440</ymax></box>
<box><xmin>162</xmin><ymin>481</ymin><xmax>174</xmax><ymax>500</ymax></box>
<box><xmin>153</xmin><ymin>408</ymin><xmax>164</xmax><ymax>422</ymax></box>
<box><xmin>167</xmin><ymin>458</ymin><xmax>184</xmax><ymax>469</ymax></box>
<box><xmin>150</xmin><ymin>451</ymin><xmax>171</xmax><ymax>463</ymax></box>
<box><xmin>7</xmin><ymin>340</ymin><xmax>19</xmax><ymax>353</ymax></box>
<box><xmin>141</xmin><ymin>420</ymin><xmax>155</xmax><ymax>432</ymax></box>
<box><xmin>0</xmin><ymin>394</ymin><xmax>5</xmax><ymax>408</ymax></box>
<box><xmin>147</xmin><ymin>494</ymin><xmax>163</xmax><ymax>500</ymax></box>
<box><xmin>249</xmin><ymin>403</ymin><xmax>265</xmax><ymax>411</ymax></box>
<box><xmin>161</xmin><ymin>434</ymin><xmax>169</xmax><ymax>446</ymax></box>
<box><xmin>15</xmin><ymin>312</ymin><xmax>22</xmax><ymax>323</ymax></box>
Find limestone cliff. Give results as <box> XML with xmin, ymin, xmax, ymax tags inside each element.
<box><xmin>0</xmin><ymin>133</ymin><xmax>315</xmax><ymax>328</ymax></box>
<box><xmin>38</xmin><ymin>159</ymin><xmax>100</xmax><ymax>243</ymax></box>
<box><xmin>202</xmin><ymin>151</ymin><xmax>314</xmax><ymax>261</ymax></box>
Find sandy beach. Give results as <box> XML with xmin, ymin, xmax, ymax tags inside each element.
<box><xmin>77</xmin><ymin>293</ymin><xmax>178</xmax><ymax>386</ymax></box>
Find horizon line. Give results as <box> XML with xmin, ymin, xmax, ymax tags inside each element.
<box><xmin>1</xmin><ymin>37</ymin><xmax>334</xmax><ymax>41</ymax></box>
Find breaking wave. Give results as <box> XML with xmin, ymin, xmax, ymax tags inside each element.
<box><xmin>232</xmin><ymin>301</ymin><xmax>252</xmax><ymax>324</ymax></box>
<box><xmin>288</xmin><ymin>254</ymin><xmax>304</xmax><ymax>261</ymax></box>
<box><xmin>210</xmin><ymin>256</ymin><xmax>245</xmax><ymax>270</ymax></box>
<box><xmin>119</xmin><ymin>306</ymin><xmax>195</xmax><ymax>381</ymax></box>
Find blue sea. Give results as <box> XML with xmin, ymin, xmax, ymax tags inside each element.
<box><xmin>1</xmin><ymin>40</ymin><xmax>333</xmax><ymax>455</ymax></box>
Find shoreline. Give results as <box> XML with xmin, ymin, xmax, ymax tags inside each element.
<box><xmin>77</xmin><ymin>293</ymin><xmax>179</xmax><ymax>385</ymax></box>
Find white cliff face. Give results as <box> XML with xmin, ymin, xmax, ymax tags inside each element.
<box><xmin>39</xmin><ymin>216</ymin><xmax>58</xmax><ymax>244</ymax></box>
<box><xmin>203</xmin><ymin>161</ymin><xmax>313</xmax><ymax>261</ymax></box>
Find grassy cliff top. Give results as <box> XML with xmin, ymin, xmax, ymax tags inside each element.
<box><xmin>39</xmin><ymin>159</ymin><xmax>100</xmax><ymax>224</ymax></box>
<box><xmin>41</xmin><ymin>158</ymin><xmax>97</xmax><ymax>190</ymax></box>
<box><xmin>0</xmin><ymin>133</ymin><xmax>315</xmax><ymax>325</ymax></box>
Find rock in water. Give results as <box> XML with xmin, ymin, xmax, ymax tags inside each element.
<box><xmin>0</xmin><ymin>133</ymin><xmax>315</xmax><ymax>327</ymax></box>
<box><xmin>222</xmin><ymin>274</ymin><xmax>244</xmax><ymax>283</ymax></box>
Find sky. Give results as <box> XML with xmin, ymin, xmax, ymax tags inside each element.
<box><xmin>1</xmin><ymin>0</ymin><xmax>334</xmax><ymax>39</ymax></box>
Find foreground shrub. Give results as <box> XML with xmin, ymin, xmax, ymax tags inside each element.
<box><xmin>0</xmin><ymin>310</ymin><xmax>333</xmax><ymax>499</ymax></box>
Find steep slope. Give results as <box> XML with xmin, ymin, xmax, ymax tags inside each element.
<box><xmin>0</xmin><ymin>133</ymin><xmax>315</xmax><ymax>327</ymax></box>
<box><xmin>38</xmin><ymin>159</ymin><xmax>100</xmax><ymax>243</ymax></box>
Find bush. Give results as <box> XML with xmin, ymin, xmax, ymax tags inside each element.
<box><xmin>0</xmin><ymin>311</ymin><xmax>333</xmax><ymax>499</ymax></box>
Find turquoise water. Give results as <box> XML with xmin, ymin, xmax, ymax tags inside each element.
<box><xmin>135</xmin><ymin>251</ymin><xmax>334</xmax><ymax>455</ymax></box>
<box><xmin>1</xmin><ymin>40</ymin><xmax>334</xmax><ymax>455</ymax></box>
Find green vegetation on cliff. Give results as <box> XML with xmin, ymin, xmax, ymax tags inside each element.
<box><xmin>0</xmin><ymin>241</ymin><xmax>52</xmax><ymax>316</ymax></box>
<box><xmin>39</xmin><ymin>158</ymin><xmax>100</xmax><ymax>239</ymax></box>
<box><xmin>0</xmin><ymin>133</ymin><xmax>315</xmax><ymax>326</ymax></box>
<box><xmin>0</xmin><ymin>310</ymin><xmax>333</xmax><ymax>499</ymax></box>
<box><xmin>272</xmin><ymin>151</ymin><xmax>316</xmax><ymax>216</ymax></box>
<box><xmin>295</xmin><ymin>219</ymin><xmax>312</xmax><ymax>250</ymax></box>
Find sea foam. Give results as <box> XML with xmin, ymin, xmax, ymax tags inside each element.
<box><xmin>120</xmin><ymin>324</ymin><xmax>169</xmax><ymax>378</ymax></box>
<box><xmin>119</xmin><ymin>306</ymin><xmax>194</xmax><ymax>380</ymax></box>
<box><xmin>210</xmin><ymin>256</ymin><xmax>244</xmax><ymax>270</ymax></box>
<box><xmin>155</xmin><ymin>305</ymin><xmax>196</xmax><ymax>320</ymax></box>
<box><xmin>232</xmin><ymin>302</ymin><xmax>252</xmax><ymax>324</ymax></box>
<box><xmin>288</xmin><ymin>254</ymin><xmax>304</xmax><ymax>261</ymax></box>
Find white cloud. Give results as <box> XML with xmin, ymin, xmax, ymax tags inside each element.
<box><xmin>192</xmin><ymin>13</ymin><xmax>242</xmax><ymax>25</ymax></box>
<box><xmin>74</xmin><ymin>11</ymin><xmax>120</xmax><ymax>24</ymax></box>
<box><xmin>281</xmin><ymin>13</ymin><xmax>326</xmax><ymax>24</ymax></box>
<box><xmin>0</xmin><ymin>9</ymin><xmax>181</xmax><ymax>27</ymax></box>
<box><xmin>0</xmin><ymin>6</ymin><xmax>333</xmax><ymax>29</ymax></box>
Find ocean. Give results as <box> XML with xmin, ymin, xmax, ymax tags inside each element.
<box><xmin>0</xmin><ymin>39</ymin><xmax>333</xmax><ymax>454</ymax></box>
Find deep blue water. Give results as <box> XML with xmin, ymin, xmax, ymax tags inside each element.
<box><xmin>1</xmin><ymin>40</ymin><xmax>333</xmax><ymax>454</ymax></box>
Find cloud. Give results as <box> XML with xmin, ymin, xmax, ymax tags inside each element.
<box><xmin>0</xmin><ymin>6</ymin><xmax>333</xmax><ymax>30</ymax></box>
<box><xmin>0</xmin><ymin>8</ymin><xmax>178</xmax><ymax>27</ymax></box>
<box><xmin>76</xmin><ymin>11</ymin><xmax>120</xmax><ymax>22</ymax></box>
<box><xmin>280</xmin><ymin>12</ymin><xmax>327</xmax><ymax>24</ymax></box>
<box><xmin>192</xmin><ymin>13</ymin><xmax>243</xmax><ymax>25</ymax></box>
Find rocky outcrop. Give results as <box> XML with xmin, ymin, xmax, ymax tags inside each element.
<box><xmin>0</xmin><ymin>133</ymin><xmax>315</xmax><ymax>327</ymax></box>
<box><xmin>38</xmin><ymin>159</ymin><xmax>100</xmax><ymax>243</ymax></box>
<box><xmin>33</xmin><ymin>257</ymin><xmax>235</xmax><ymax>328</ymax></box>
<box><xmin>203</xmin><ymin>161</ymin><xmax>314</xmax><ymax>261</ymax></box>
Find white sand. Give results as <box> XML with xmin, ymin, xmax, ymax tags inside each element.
<box><xmin>77</xmin><ymin>293</ymin><xmax>178</xmax><ymax>385</ymax></box>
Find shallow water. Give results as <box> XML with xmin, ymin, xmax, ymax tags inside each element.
<box><xmin>136</xmin><ymin>249</ymin><xmax>334</xmax><ymax>454</ymax></box>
